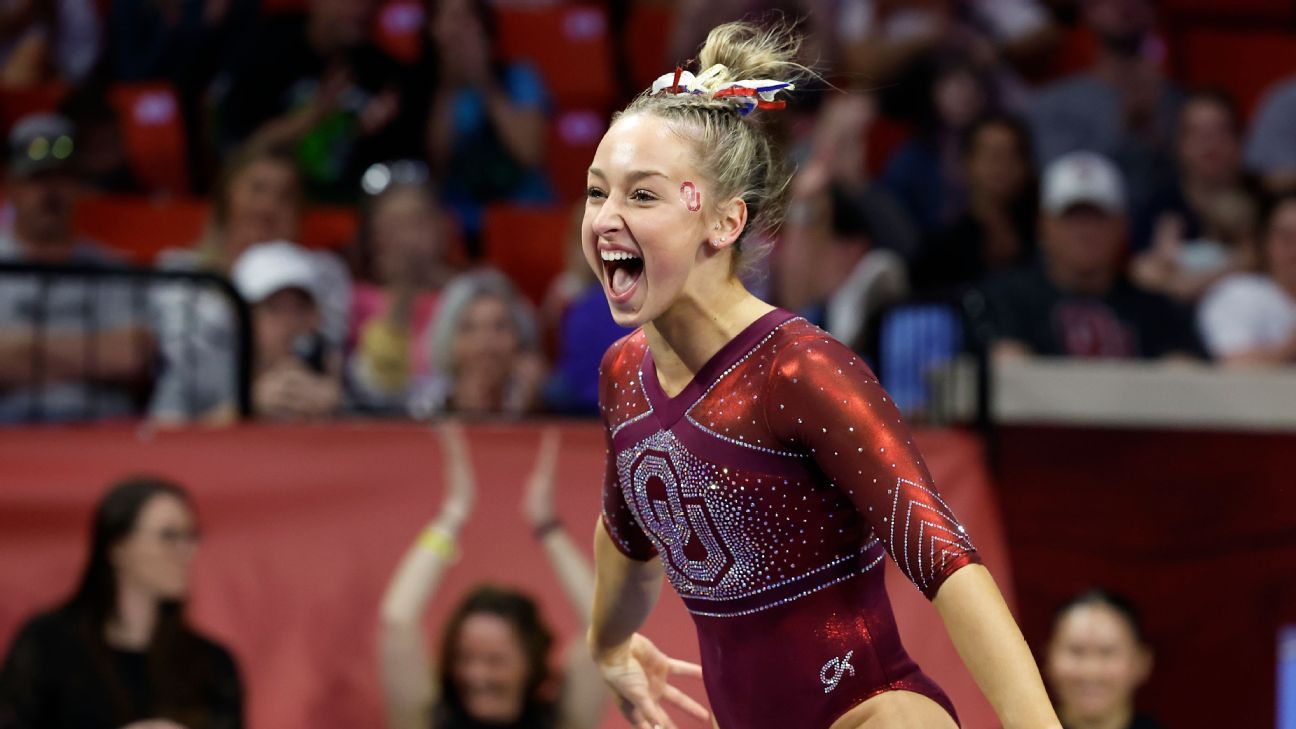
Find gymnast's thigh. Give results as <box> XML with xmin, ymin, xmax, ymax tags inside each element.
<box><xmin>828</xmin><ymin>689</ymin><xmax>960</xmax><ymax>729</ymax></box>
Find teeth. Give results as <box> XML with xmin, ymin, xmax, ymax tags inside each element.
<box><xmin>600</xmin><ymin>250</ymin><xmax>641</xmax><ymax>262</ymax></box>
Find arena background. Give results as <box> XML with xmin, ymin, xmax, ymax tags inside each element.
<box><xmin>2</xmin><ymin>0</ymin><xmax>1296</xmax><ymax>728</ymax></box>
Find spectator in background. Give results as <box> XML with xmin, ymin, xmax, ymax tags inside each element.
<box><xmin>170</xmin><ymin>142</ymin><xmax>303</xmax><ymax>274</ymax></box>
<box><xmin>1133</xmin><ymin>91</ymin><xmax>1249</xmax><ymax>252</ymax></box>
<box><xmin>150</xmin><ymin>143</ymin><xmax>350</xmax><ymax>425</ymax></box>
<box><xmin>838</xmin><ymin>0</ymin><xmax>1053</xmax><ymax>121</ymax></box>
<box><xmin>0</xmin><ymin>114</ymin><xmax>154</xmax><ymax>423</ymax></box>
<box><xmin>1198</xmin><ymin>193</ymin><xmax>1296</xmax><ymax>366</ymax></box>
<box><xmin>774</xmin><ymin>92</ymin><xmax>914</xmax><ymax>351</ymax></box>
<box><xmin>789</xmin><ymin>90</ymin><xmax>921</xmax><ymax>262</ymax></box>
<box><xmin>423</xmin><ymin>0</ymin><xmax>551</xmax><ymax>248</ymax></box>
<box><xmin>775</xmin><ymin>152</ymin><xmax>909</xmax><ymax>353</ymax></box>
<box><xmin>540</xmin><ymin>202</ymin><xmax>625</xmax><ymax>415</ymax></box>
<box><xmin>379</xmin><ymin>427</ymin><xmax>606</xmax><ymax>729</ymax></box>
<box><xmin>58</xmin><ymin>86</ymin><xmax>141</xmax><ymax>193</ymax></box>
<box><xmin>1045</xmin><ymin>589</ymin><xmax>1165</xmax><ymax>729</ymax></box>
<box><xmin>1128</xmin><ymin>91</ymin><xmax>1257</xmax><ymax>303</ymax></box>
<box><xmin>411</xmin><ymin>269</ymin><xmax>546</xmax><ymax>418</ymax></box>
<box><xmin>233</xmin><ymin>241</ymin><xmax>342</xmax><ymax>421</ymax></box>
<box><xmin>0</xmin><ymin>0</ymin><xmax>100</xmax><ymax>87</ymax></box>
<box><xmin>913</xmin><ymin>113</ymin><xmax>1038</xmax><ymax>293</ymax></box>
<box><xmin>107</xmin><ymin>0</ymin><xmax>252</xmax><ymax>83</ymax></box>
<box><xmin>107</xmin><ymin>0</ymin><xmax>257</xmax><ymax>188</ymax></box>
<box><xmin>0</xmin><ymin>476</ymin><xmax>243</xmax><ymax>729</ymax></box>
<box><xmin>1028</xmin><ymin>0</ymin><xmax>1180</xmax><ymax>212</ymax></box>
<box><xmin>212</xmin><ymin>0</ymin><xmax>421</xmax><ymax>202</ymax></box>
<box><xmin>980</xmin><ymin>151</ymin><xmax>1201</xmax><ymax>360</ymax></box>
<box><xmin>1243</xmin><ymin>76</ymin><xmax>1296</xmax><ymax>196</ymax></box>
<box><xmin>881</xmin><ymin>54</ymin><xmax>993</xmax><ymax>232</ymax></box>
<box><xmin>348</xmin><ymin>166</ymin><xmax>456</xmax><ymax>414</ymax></box>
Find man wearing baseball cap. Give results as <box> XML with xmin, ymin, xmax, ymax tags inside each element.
<box><xmin>979</xmin><ymin>151</ymin><xmax>1202</xmax><ymax>359</ymax></box>
<box><xmin>0</xmin><ymin>113</ymin><xmax>154</xmax><ymax>422</ymax></box>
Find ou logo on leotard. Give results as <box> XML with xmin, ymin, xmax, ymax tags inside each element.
<box><xmin>629</xmin><ymin>451</ymin><xmax>733</xmax><ymax>587</ymax></box>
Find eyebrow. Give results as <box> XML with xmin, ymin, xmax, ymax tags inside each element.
<box><xmin>587</xmin><ymin>168</ymin><xmax>670</xmax><ymax>183</ymax></box>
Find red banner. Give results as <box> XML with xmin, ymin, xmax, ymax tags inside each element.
<box><xmin>0</xmin><ymin>423</ymin><xmax>1010</xmax><ymax>729</ymax></box>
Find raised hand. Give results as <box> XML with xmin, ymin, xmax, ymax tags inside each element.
<box><xmin>598</xmin><ymin>633</ymin><xmax>709</xmax><ymax>729</ymax></box>
<box><xmin>522</xmin><ymin>427</ymin><xmax>561</xmax><ymax>528</ymax></box>
<box><xmin>435</xmin><ymin>422</ymin><xmax>474</xmax><ymax>529</ymax></box>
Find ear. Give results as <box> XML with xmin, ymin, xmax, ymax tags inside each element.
<box><xmin>708</xmin><ymin>196</ymin><xmax>748</xmax><ymax>251</ymax></box>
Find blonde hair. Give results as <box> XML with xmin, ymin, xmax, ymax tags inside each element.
<box><xmin>618</xmin><ymin>21</ymin><xmax>808</xmax><ymax>275</ymax></box>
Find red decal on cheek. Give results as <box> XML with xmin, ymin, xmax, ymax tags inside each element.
<box><xmin>680</xmin><ymin>181</ymin><xmax>701</xmax><ymax>212</ymax></box>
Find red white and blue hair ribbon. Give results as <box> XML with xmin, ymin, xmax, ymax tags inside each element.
<box><xmin>650</xmin><ymin>64</ymin><xmax>794</xmax><ymax>115</ymax></box>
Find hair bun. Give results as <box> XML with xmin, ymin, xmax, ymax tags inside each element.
<box><xmin>695</xmin><ymin>20</ymin><xmax>806</xmax><ymax>92</ymax></box>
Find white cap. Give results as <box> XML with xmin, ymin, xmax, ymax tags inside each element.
<box><xmin>1042</xmin><ymin>151</ymin><xmax>1126</xmax><ymax>215</ymax></box>
<box><xmin>231</xmin><ymin>241</ymin><xmax>323</xmax><ymax>304</ymax></box>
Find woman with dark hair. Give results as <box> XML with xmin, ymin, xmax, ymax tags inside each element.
<box><xmin>0</xmin><ymin>477</ymin><xmax>242</xmax><ymax>729</ymax></box>
<box><xmin>379</xmin><ymin>427</ymin><xmax>605</xmax><ymax>729</ymax></box>
<box><xmin>1045</xmin><ymin>589</ymin><xmax>1165</xmax><ymax>729</ymax></box>
<box><xmin>913</xmin><ymin>113</ymin><xmax>1039</xmax><ymax>293</ymax></box>
<box><xmin>422</xmin><ymin>0</ymin><xmax>553</xmax><ymax>246</ymax></box>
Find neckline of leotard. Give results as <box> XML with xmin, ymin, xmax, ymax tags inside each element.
<box><xmin>640</xmin><ymin>307</ymin><xmax>797</xmax><ymax>426</ymax></box>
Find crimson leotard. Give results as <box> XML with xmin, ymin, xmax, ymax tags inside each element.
<box><xmin>599</xmin><ymin>309</ymin><xmax>981</xmax><ymax>729</ymax></box>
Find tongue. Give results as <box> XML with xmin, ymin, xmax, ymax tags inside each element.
<box><xmin>611</xmin><ymin>265</ymin><xmax>638</xmax><ymax>295</ymax></box>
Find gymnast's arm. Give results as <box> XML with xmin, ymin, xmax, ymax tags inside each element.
<box><xmin>933</xmin><ymin>568</ymin><xmax>1062</xmax><ymax>729</ymax></box>
<box><xmin>766</xmin><ymin>334</ymin><xmax>1059</xmax><ymax>729</ymax></box>
<box><xmin>588</xmin><ymin>516</ymin><xmax>709</xmax><ymax>729</ymax></box>
<box><xmin>587</xmin><ymin>520</ymin><xmax>664</xmax><ymax>661</ymax></box>
<box><xmin>377</xmin><ymin>424</ymin><xmax>474</xmax><ymax>729</ymax></box>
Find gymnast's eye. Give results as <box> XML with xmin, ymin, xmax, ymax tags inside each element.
<box><xmin>630</xmin><ymin>189</ymin><xmax>658</xmax><ymax>203</ymax></box>
<box><xmin>586</xmin><ymin>186</ymin><xmax>607</xmax><ymax>200</ymax></box>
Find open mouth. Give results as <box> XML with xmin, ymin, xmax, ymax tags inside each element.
<box><xmin>600</xmin><ymin>249</ymin><xmax>644</xmax><ymax>299</ymax></box>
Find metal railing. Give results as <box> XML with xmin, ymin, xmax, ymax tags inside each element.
<box><xmin>0</xmin><ymin>262</ymin><xmax>253</xmax><ymax>423</ymax></box>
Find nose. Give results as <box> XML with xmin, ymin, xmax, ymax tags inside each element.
<box><xmin>590</xmin><ymin>194</ymin><xmax>624</xmax><ymax>240</ymax></box>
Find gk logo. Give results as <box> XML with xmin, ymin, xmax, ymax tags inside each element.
<box><xmin>820</xmin><ymin>650</ymin><xmax>855</xmax><ymax>694</ymax></box>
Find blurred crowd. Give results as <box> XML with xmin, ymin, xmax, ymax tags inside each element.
<box><xmin>2</xmin><ymin>0</ymin><xmax>1296</xmax><ymax>426</ymax></box>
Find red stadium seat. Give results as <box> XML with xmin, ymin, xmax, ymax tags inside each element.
<box><xmin>75</xmin><ymin>195</ymin><xmax>359</xmax><ymax>265</ymax></box>
<box><xmin>108</xmin><ymin>83</ymin><xmax>190</xmax><ymax>195</ymax></box>
<box><xmin>481</xmin><ymin>204</ymin><xmax>570</xmax><ymax>305</ymax></box>
<box><xmin>548</xmin><ymin>108</ymin><xmax>605</xmax><ymax>203</ymax></box>
<box><xmin>75</xmin><ymin>195</ymin><xmax>210</xmax><ymax>265</ymax></box>
<box><xmin>1176</xmin><ymin>29</ymin><xmax>1296</xmax><ymax>119</ymax></box>
<box><xmin>374</xmin><ymin>0</ymin><xmax>424</xmax><ymax>64</ymax></box>
<box><xmin>496</xmin><ymin>4</ymin><xmax>615</xmax><ymax>109</ymax></box>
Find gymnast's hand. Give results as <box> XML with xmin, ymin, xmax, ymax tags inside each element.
<box><xmin>598</xmin><ymin>633</ymin><xmax>709</xmax><ymax>729</ymax></box>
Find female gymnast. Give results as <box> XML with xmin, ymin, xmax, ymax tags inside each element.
<box><xmin>583</xmin><ymin>21</ymin><xmax>1062</xmax><ymax>729</ymax></box>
